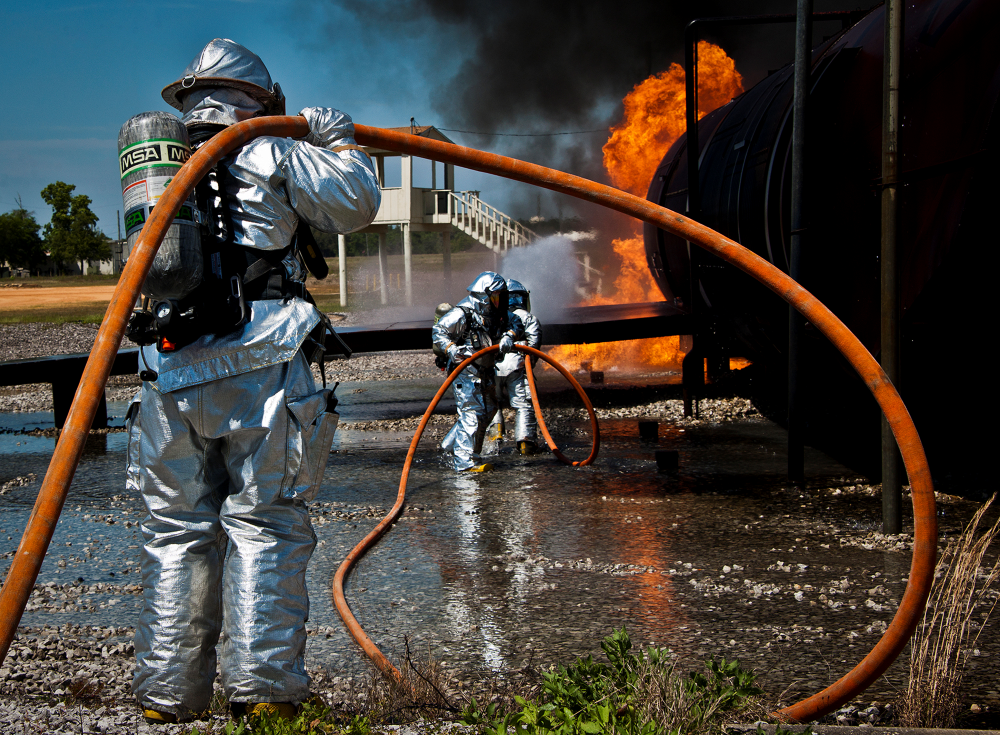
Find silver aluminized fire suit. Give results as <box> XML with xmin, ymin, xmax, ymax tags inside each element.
<box><xmin>433</xmin><ymin>273</ymin><xmax>523</xmax><ymax>471</ymax></box>
<box><xmin>495</xmin><ymin>288</ymin><xmax>542</xmax><ymax>445</ymax></box>
<box><xmin>126</xmin><ymin>39</ymin><xmax>380</xmax><ymax>720</ymax></box>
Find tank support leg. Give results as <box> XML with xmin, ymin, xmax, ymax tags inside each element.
<box><xmin>682</xmin><ymin>348</ymin><xmax>703</xmax><ymax>418</ymax></box>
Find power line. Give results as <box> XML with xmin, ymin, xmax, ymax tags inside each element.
<box><xmin>437</xmin><ymin>127</ymin><xmax>608</xmax><ymax>137</ymax></box>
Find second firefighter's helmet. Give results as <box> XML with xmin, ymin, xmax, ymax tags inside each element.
<box><xmin>506</xmin><ymin>278</ymin><xmax>530</xmax><ymax>312</ymax></box>
<box><xmin>161</xmin><ymin>38</ymin><xmax>285</xmax><ymax>115</ymax></box>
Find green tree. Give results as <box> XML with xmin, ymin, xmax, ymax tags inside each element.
<box><xmin>40</xmin><ymin>181</ymin><xmax>111</xmax><ymax>274</ymax></box>
<box><xmin>0</xmin><ymin>199</ymin><xmax>45</xmax><ymax>272</ymax></box>
<box><xmin>311</xmin><ymin>226</ymin><xmax>480</xmax><ymax>258</ymax></box>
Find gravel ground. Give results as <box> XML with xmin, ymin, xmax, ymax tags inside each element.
<box><xmin>0</xmin><ymin>494</ymin><xmax>951</xmax><ymax>733</ymax></box>
<box><xmin>2</xmin><ymin>321</ymin><xmax>972</xmax><ymax>732</ymax></box>
<box><xmin>0</xmin><ymin>622</ymin><xmax>474</xmax><ymax>734</ymax></box>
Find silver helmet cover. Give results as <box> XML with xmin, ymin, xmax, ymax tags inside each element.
<box><xmin>162</xmin><ymin>38</ymin><xmax>284</xmax><ymax>115</ymax></box>
<box><xmin>505</xmin><ymin>277</ymin><xmax>530</xmax><ymax>311</ymax></box>
<box><xmin>467</xmin><ymin>270</ymin><xmax>506</xmax><ymax>295</ymax></box>
<box><xmin>466</xmin><ymin>271</ymin><xmax>508</xmax><ymax>320</ymax></box>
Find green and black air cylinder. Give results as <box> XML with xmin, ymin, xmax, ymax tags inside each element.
<box><xmin>118</xmin><ymin>111</ymin><xmax>202</xmax><ymax>300</ymax></box>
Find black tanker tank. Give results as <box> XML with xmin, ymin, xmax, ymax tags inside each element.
<box><xmin>644</xmin><ymin>0</ymin><xmax>999</xmax><ymax>489</ymax></box>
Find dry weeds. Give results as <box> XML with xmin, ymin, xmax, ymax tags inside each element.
<box><xmin>899</xmin><ymin>494</ymin><xmax>1000</xmax><ymax>727</ymax></box>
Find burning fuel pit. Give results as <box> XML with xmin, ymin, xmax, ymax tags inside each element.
<box><xmin>2</xmin><ymin>358</ymin><xmax>998</xmax><ymax>724</ymax></box>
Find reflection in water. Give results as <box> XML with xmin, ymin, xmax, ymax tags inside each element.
<box><xmin>2</xmin><ymin>404</ymin><xmax>995</xmax><ymax>707</ymax></box>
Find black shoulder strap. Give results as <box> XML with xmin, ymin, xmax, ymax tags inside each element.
<box><xmin>296</xmin><ymin>224</ymin><xmax>329</xmax><ymax>280</ymax></box>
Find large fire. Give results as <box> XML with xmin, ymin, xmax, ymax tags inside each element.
<box><xmin>549</xmin><ymin>41</ymin><xmax>744</xmax><ymax>374</ymax></box>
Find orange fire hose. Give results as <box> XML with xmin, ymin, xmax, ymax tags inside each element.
<box><xmin>332</xmin><ymin>343</ymin><xmax>599</xmax><ymax>683</ymax></box>
<box><xmin>0</xmin><ymin>117</ymin><xmax>934</xmax><ymax>724</ymax></box>
<box><xmin>524</xmin><ymin>357</ymin><xmax>599</xmax><ymax>465</ymax></box>
<box><xmin>350</xmin><ymin>124</ymin><xmax>936</xmax><ymax>722</ymax></box>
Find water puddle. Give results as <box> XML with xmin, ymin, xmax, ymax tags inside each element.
<box><xmin>1</xmin><ymin>383</ymin><xmax>995</xmax><ymax>708</ymax></box>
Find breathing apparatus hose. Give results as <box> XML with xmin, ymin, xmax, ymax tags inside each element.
<box><xmin>0</xmin><ymin>117</ymin><xmax>934</xmax><ymax>724</ymax></box>
<box><xmin>332</xmin><ymin>343</ymin><xmax>598</xmax><ymax>684</ymax></box>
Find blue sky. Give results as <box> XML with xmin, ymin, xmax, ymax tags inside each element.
<box><xmin>0</xmin><ymin>0</ymin><xmax>533</xmax><ymax>235</ymax></box>
<box><xmin>1</xmin><ymin>1</ymin><xmax>852</xmax><ymax>236</ymax></box>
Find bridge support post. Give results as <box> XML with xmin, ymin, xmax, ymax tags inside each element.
<box><xmin>403</xmin><ymin>223</ymin><xmax>413</xmax><ymax>306</ymax></box>
<box><xmin>442</xmin><ymin>230</ymin><xmax>451</xmax><ymax>286</ymax></box>
<box><xmin>377</xmin><ymin>232</ymin><xmax>388</xmax><ymax>305</ymax></box>
<box><xmin>338</xmin><ymin>234</ymin><xmax>348</xmax><ymax>308</ymax></box>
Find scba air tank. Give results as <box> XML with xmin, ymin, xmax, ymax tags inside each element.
<box><xmin>118</xmin><ymin>111</ymin><xmax>202</xmax><ymax>300</ymax></box>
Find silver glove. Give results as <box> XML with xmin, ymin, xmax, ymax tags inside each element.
<box><xmin>498</xmin><ymin>333</ymin><xmax>515</xmax><ymax>356</ymax></box>
<box><xmin>448</xmin><ymin>344</ymin><xmax>473</xmax><ymax>362</ymax></box>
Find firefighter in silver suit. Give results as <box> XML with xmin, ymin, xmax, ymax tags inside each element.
<box><xmin>433</xmin><ymin>272</ymin><xmax>523</xmax><ymax>472</ymax></box>
<box><xmin>126</xmin><ymin>39</ymin><xmax>380</xmax><ymax>723</ymax></box>
<box><xmin>495</xmin><ymin>278</ymin><xmax>543</xmax><ymax>454</ymax></box>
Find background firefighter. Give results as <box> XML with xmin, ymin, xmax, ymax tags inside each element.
<box><xmin>433</xmin><ymin>271</ymin><xmax>523</xmax><ymax>472</ymax></box>
<box><xmin>124</xmin><ymin>39</ymin><xmax>380</xmax><ymax>723</ymax></box>
<box><xmin>494</xmin><ymin>278</ymin><xmax>542</xmax><ymax>454</ymax></box>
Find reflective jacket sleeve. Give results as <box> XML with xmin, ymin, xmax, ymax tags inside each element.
<box><xmin>521</xmin><ymin>311</ymin><xmax>542</xmax><ymax>349</ymax></box>
<box><xmin>279</xmin><ymin>107</ymin><xmax>381</xmax><ymax>234</ymax></box>
<box><xmin>505</xmin><ymin>311</ymin><xmax>525</xmax><ymax>342</ymax></box>
<box><xmin>432</xmin><ymin>307</ymin><xmax>468</xmax><ymax>356</ymax></box>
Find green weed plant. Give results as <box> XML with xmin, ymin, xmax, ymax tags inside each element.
<box><xmin>184</xmin><ymin>700</ymin><xmax>372</xmax><ymax>735</ymax></box>
<box><xmin>461</xmin><ymin>628</ymin><xmax>763</xmax><ymax>735</ymax></box>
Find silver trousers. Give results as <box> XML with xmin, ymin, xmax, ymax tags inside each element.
<box><xmin>440</xmin><ymin>365</ymin><xmax>497</xmax><ymax>471</ymax></box>
<box><xmin>127</xmin><ymin>353</ymin><xmax>338</xmax><ymax>718</ymax></box>
<box><xmin>497</xmin><ymin>368</ymin><xmax>537</xmax><ymax>443</ymax></box>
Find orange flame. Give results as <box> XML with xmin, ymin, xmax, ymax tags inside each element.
<box><xmin>603</xmin><ymin>40</ymin><xmax>745</xmax><ymax>197</ymax></box>
<box><xmin>550</xmin><ymin>42</ymin><xmax>744</xmax><ymax>374</ymax></box>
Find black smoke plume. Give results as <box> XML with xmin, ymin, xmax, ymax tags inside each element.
<box><xmin>331</xmin><ymin>0</ymin><xmax>860</xmax><ymax>227</ymax></box>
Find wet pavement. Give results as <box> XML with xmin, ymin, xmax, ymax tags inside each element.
<box><xmin>1</xmin><ymin>376</ymin><xmax>998</xmax><ymax>712</ymax></box>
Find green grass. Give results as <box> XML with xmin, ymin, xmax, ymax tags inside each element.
<box><xmin>184</xmin><ymin>699</ymin><xmax>373</xmax><ymax>734</ymax></box>
<box><xmin>171</xmin><ymin>628</ymin><xmax>781</xmax><ymax>735</ymax></box>
<box><xmin>2</xmin><ymin>273</ymin><xmax>120</xmax><ymax>287</ymax></box>
<box><xmin>0</xmin><ymin>251</ymin><xmax>496</xmax><ymax>324</ymax></box>
<box><xmin>0</xmin><ymin>306</ymin><xmax>109</xmax><ymax>325</ymax></box>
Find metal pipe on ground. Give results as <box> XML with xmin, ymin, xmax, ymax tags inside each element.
<box><xmin>338</xmin><ymin>233</ymin><xmax>348</xmax><ymax>308</ymax></box>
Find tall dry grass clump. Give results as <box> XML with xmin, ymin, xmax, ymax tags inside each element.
<box><xmin>899</xmin><ymin>494</ymin><xmax>1000</xmax><ymax>727</ymax></box>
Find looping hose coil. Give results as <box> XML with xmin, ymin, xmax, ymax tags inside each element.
<box><xmin>332</xmin><ymin>343</ymin><xmax>600</xmax><ymax>684</ymax></box>
<box><xmin>0</xmin><ymin>117</ymin><xmax>935</xmax><ymax>724</ymax></box>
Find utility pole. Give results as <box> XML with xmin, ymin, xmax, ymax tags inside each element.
<box><xmin>881</xmin><ymin>0</ymin><xmax>904</xmax><ymax>533</ymax></box>
<box><xmin>788</xmin><ymin>0</ymin><xmax>813</xmax><ymax>487</ymax></box>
